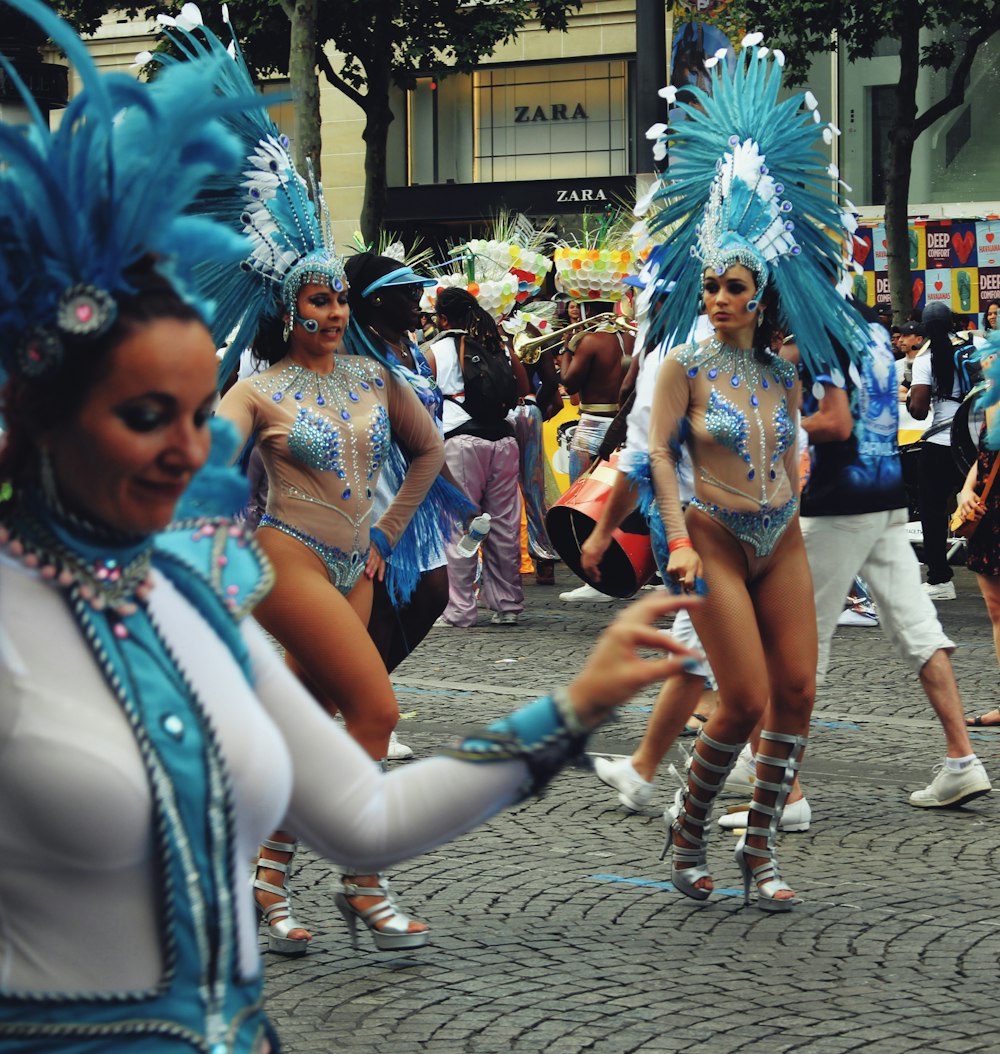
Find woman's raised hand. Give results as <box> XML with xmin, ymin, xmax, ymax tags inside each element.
<box><xmin>564</xmin><ymin>591</ymin><xmax>703</xmax><ymax>728</ymax></box>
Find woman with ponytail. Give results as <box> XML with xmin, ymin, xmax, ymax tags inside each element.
<box><xmin>908</xmin><ymin>301</ymin><xmax>966</xmax><ymax>599</ymax></box>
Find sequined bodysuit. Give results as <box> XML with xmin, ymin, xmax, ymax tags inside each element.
<box><xmin>649</xmin><ymin>339</ymin><xmax>799</xmax><ymax>560</ymax></box>
<box><xmin>218</xmin><ymin>357</ymin><xmax>444</xmax><ymax>594</ymax></box>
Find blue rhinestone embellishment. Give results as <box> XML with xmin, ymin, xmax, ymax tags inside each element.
<box><xmin>341</xmin><ymin>409</ymin><xmax>351</xmax><ymax>421</ymax></box>
<box><xmin>361</xmin><ymin>381</ymin><xmax>371</xmax><ymax>390</ymax></box>
<box><xmin>708</xmin><ymin>368</ymin><xmax>719</xmax><ymax>379</ymax></box>
<box><xmin>349</xmin><ymin>391</ymin><xmax>360</xmax><ymax>402</ymax></box>
<box><xmin>731</xmin><ymin>375</ymin><xmax>740</xmax><ymax>388</ymax></box>
<box><xmin>317</xmin><ymin>395</ymin><xmax>326</xmax><ymax>406</ymax></box>
<box><xmin>294</xmin><ymin>391</ymin><xmax>303</xmax><ymax>401</ymax></box>
<box><xmin>751</xmin><ymin>394</ymin><xmax>759</xmax><ymax>407</ymax></box>
<box><xmin>272</xmin><ymin>392</ymin><xmax>284</xmax><ymax>402</ymax></box>
<box><xmin>688</xmin><ymin>367</ymin><xmax>699</xmax><ymax>378</ymax></box>
<box><xmin>342</xmin><ymin>488</ymin><xmax>351</xmax><ymax>500</ymax></box>
<box><xmin>374</xmin><ymin>377</ymin><xmax>385</xmax><ymax>388</ymax></box>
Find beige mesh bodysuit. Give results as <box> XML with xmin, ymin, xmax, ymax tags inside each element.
<box><xmin>219</xmin><ymin>356</ymin><xmax>444</xmax><ymax>594</ymax></box>
<box><xmin>649</xmin><ymin>339</ymin><xmax>800</xmax><ymax>565</ymax></box>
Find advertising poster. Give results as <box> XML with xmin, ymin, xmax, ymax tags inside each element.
<box><xmin>853</xmin><ymin>220</ymin><xmax>995</xmax><ymax>330</ymax></box>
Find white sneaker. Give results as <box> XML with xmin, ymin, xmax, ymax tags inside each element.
<box><xmin>722</xmin><ymin>743</ymin><xmax>755</xmax><ymax>796</ymax></box>
<box><xmin>908</xmin><ymin>758</ymin><xmax>992</xmax><ymax>807</ymax></box>
<box><xmin>923</xmin><ymin>580</ymin><xmax>956</xmax><ymax>601</ymax></box>
<box><xmin>836</xmin><ymin>604</ymin><xmax>879</xmax><ymax>627</ymax></box>
<box><xmin>490</xmin><ymin>611</ymin><xmax>519</xmax><ymax>625</ymax></box>
<box><xmin>559</xmin><ymin>582</ymin><xmax>614</xmax><ymax>603</ymax></box>
<box><xmin>387</xmin><ymin>731</ymin><xmax>414</xmax><ymax>760</ymax></box>
<box><xmin>718</xmin><ymin>796</ymin><xmax>812</xmax><ymax>832</ymax></box>
<box><xmin>593</xmin><ymin>756</ymin><xmax>655</xmax><ymax>811</ymax></box>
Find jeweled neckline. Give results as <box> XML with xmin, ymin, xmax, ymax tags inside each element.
<box><xmin>264</xmin><ymin>357</ymin><xmax>385</xmax><ymax>407</ymax></box>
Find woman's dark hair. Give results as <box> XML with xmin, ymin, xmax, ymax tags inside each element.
<box><xmin>251</xmin><ymin>312</ymin><xmax>288</xmax><ymax>369</ymax></box>
<box><xmin>922</xmin><ymin>303</ymin><xmax>956</xmax><ymax>398</ymax></box>
<box><xmin>0</xmin><ymin>257</ymin><xmax>202</xmax><ymax>489</ymax></box>
<box><xmin>435</xmin><ymin>286</ymin><xmax>504</xmax><ymax>355</ymax></box>
<box><xmin>751</xmin><ymin>289</ymin><xmax>781</xmax><ymax>363</ymax></box>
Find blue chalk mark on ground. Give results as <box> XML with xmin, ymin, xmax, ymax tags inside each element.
<box><xmin>393</xmin><ymin>686</ymin><xmax>472</xmax><ymax>696</ymax></box>
<box><xmin>620</xmin><ymin>705</ymin><xmax>654</xmax><ymax>714</ymax></box>
<box><xmin>812</xmin><ymin>720</ymin><xmax>861</xmax><ymax>730</ymax></box>
<box><xmin>589</xmin><ymin>874</ymin><xmax>744</xmax><ymax>898</ymax></box>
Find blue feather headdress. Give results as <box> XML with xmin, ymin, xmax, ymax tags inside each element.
<box><xmin>638</xmin><ymin>34</ymin><xmax>869</xmax><ymax>384</ymax></box>
<box><xmin>149</xmin><ymin>6</ymin><xmax>344</xmax><ymax>384</ymax></box>
<box><xmin>0</xmin><ymin>0</ymin><xmax>254</xmax><ymax>387</ymax></box>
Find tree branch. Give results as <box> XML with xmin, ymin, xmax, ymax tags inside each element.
<box><xmin>316</xmin><ymin>46</ymin><xmax>367</xmax><ymax>109</ymax></box>
<box><xmin>914</xmin><ymin>15</ymin><xmax>1000</xmax><ymax>136</ymax></box>
<box><xmin>277</xmin><ymin>0</ymin><xmax>294</xmax><ymax>21</ymax></box>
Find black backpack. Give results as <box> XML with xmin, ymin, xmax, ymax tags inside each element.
<box><xmin>446</xmin><ymin>334</ymin><xmax>518</xmax><ymax>425</ymax></box>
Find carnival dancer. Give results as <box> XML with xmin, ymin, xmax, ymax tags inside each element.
<box><xmin>343</xmin><ymin>251</ymin><xmax>453</xmax><ymax>684</ymax></box>
<box><xmin>0</xmin><ymin>5</ymin><xmax>703</xmax><ymax>1049</ymax></box>
<box><xmin>640</xmin><ymin>34</ymin><xmax>869</xmax><ymax>910</ymax></box>
<box><xmin>160</xmin><ymin>17</ymin><xmax>456</xmax><ymax>953</ymax></box>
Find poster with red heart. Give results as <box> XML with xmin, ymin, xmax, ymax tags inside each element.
<box><xmin>925</xmin><ymin>267</ymin><xmax>952</xmax><ymax>306</ymax></box>
<box><xmin>852</xmin><ymin>227</ymin><xmax>875</xmax><ymax>271</ymax></box>
<box><xmin>948</xmin><ymin>222</ymin><xmax>977</xmax><ymax>269</ymax></box>
<box><xmin>976</xmin><ymin>221</ymin><xmax>1000</xmax><ymax>267</ymax></box>
<box><xmin>872</xmin><ymin>225</ymin><xmax>888</xmax><ymax>272</ymax></box>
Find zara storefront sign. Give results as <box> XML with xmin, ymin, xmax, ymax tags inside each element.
<box><xmin>513</xmin><ymin>104</ymin><xmax>589</xmax><ymax>123</ymax></box>
<box><xmin>555</xmin><ymin>187</ymin><xmax>608</xmax><ymax>203</ymax></box>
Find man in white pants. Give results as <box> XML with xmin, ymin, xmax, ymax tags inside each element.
<box><xmin>796</xmin><ymin>307</ymin><xmax>990</xmax><ymax>808</ymax></box>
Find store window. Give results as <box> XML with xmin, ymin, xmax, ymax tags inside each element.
<box><xmin>473</xmin><ymin>60</ymin><xmax>629</xmax><ymax>182</ymax></box>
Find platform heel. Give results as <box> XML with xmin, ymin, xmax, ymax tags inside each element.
<box><xmin>334</xmin><ymin>874</ymin><xmax>430</xmax><ymax>951</ymax></box>
<box><xmin>734</xmin><ymin>730</ymin><xmax>807</xmax><ymax>913</ymax></box>
<box><xmin>252</xmin><ymin>838</ymin><xmax>311</xmax><ymax>956</ymax></box>
<box><xmin>666</xmin><ymin>732</ymin><xmax>746</xmax><ymax>901</ymax></box>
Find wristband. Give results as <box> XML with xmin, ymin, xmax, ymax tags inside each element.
<box><xmin>369</xmin><ymin>526</ymin><xmax>393</xmax><ymax>559</ymax></box>
<box><xmin>668</xmin><ymin>537</ymin><xmax>693</xmax><ymax>553</ymax></box>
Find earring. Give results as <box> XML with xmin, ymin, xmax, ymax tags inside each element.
<box><xmin>373</xmin><ymin>297</ymin><xmax>382</xmax><ymax>306</ymax></box>
<box><xmin>746</xmin><ymin>299</ymin><xmax>759</xmax><ymax>313</ymax></box>
<box><xmin>756</xmin><ymin>312</ymin><xmax>765</xmax><ymax>330</ymax></box>
<box><xmin>282</xmin><ymin>319</ymin><xmax>291</xmax><ymax>341</ymax></box>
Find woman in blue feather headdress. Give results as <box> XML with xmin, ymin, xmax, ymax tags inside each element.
<box><xmin>0</xmin><ymin>5</ymin><xmax>704</xmax><ymax>1047</ymax></box>
<box><xmin>638</xmin><ymin>34</ymin><xmax>870</xmax><ymax>913</ymax></box>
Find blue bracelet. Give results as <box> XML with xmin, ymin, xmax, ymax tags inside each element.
<box><xmin>369</xmin><ymin>526</ymin><xmax>393</xmax><ymax>559</ymax></box>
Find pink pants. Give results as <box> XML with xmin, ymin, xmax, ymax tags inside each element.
<box><xmin>442</xmin><ymin>434</ymin><xmax>523</xmax><ymax>626</ymax></box>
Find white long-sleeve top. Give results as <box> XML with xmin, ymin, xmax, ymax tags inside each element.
<box><xmin>0</xmin><ymin>555</ymin><xmax>524</xmax><ymax>995</ymax></box>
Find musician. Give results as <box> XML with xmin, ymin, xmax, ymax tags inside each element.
<box><xmin>559</xmin><ymin>301</ymin><xmax>635</xmax><ymax>483</ymax></box>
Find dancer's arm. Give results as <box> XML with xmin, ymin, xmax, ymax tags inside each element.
<box><xmin>251</xmin><ymin>592</ymin><xmax>700</xmax><ymax>872</ymax></box>
<box><xmin>648</xmin><ymin>352</ymin><xmax>699</xmax><ymax>587</ymax></box>
<box><xmin>371</xmin><ymin>374</ymin><xmax>446</xmax><ymax>551</ymax></box>
<box><xmin>215</xmin><ymin>378</ymin><xmax>258</xmax><ymax>446</ymax></box>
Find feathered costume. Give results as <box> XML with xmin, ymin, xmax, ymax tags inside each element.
<box><xmin>154</xmin><ymin>9</ymin><xmax>471</xmax><ymax>603</ymax></box>
<box><xmin>626</xmin><ymin>33</ymin><xmax>871</xmax><ymax>576</ymax></box>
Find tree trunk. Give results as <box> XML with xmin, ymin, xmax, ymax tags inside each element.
<box><xmin>288</xmin><ymin>0</ymin><xmax>321</xmax><ymax>180</ymax></box>
<box><xmin>885</xmin><ymin>16</ymin><xmax>921</xmax><ymax>325</ymax></box>
<box><xmin>359</xmin><ymin>51</ymin><xmax>394</xmax><ymax>245</ymax></box>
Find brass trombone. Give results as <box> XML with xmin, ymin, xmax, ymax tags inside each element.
<box><xmin>513</xmin><ymin>313</ymin><xmax>634</xmax><ymax>364</ymax></box>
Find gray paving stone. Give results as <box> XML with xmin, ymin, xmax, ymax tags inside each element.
<box><xmin>257</xmin><ymin>567</ymin><xmax>1000</xmax><ymax>1052</ymax></box>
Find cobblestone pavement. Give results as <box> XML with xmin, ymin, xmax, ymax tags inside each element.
<box><xmin>263</xmin><ymin>565</ymin><xmax>1000</xmax><ymax>1054</ymax></box>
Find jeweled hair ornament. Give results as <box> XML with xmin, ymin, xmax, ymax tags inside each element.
<box><xmin>638</xmin><ymin>33</ymin><xmax>868</xmax><ymax>384</ymax></box>
<box><xmin>0</xmin><ymin>0</ymin><xmax>254</xmax><ymax>388</ymax></box>
<box><xmin>149</xmin><ymin>5</ymin><xmax>345</xmax><ymax>383</ymax></box>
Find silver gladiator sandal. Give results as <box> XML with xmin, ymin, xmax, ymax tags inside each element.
<box><xmin>252</xmin><ymin>838</ymin><xmax>311</xmax><ymax>956</ymax></box>
<box><xmin>334</xmin><ymin>874</ymin><xmax>430</xmax><ymax>952</ymax></box>
<box><xmin>666</xmin><ymin>732</ymin><xmax>746</xmax><ymax>901</ymax></box>
<box><xmin>734</xmin><ymin>730</ymin><xmax>807</xmax><ymax>913</ymax></box>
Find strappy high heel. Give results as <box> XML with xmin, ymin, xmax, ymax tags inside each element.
<box><xmin>665</xmin><ymin>732</ymin><xmax>746</xmax><ymax>901</ymax></box>
<box><xmin>252</xmin><ymin>838</ymin><xmax>311</xmax><ymax>956</ymax></box>
<box><xmin>334</xmin><ymin>874</ymin><xmax>430</xmax><ymax>951</ymax></box>
<box><xmin>734</xmin><ymin>730</ymin><xmax>807</xmax><ymax>913</ymax></box>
